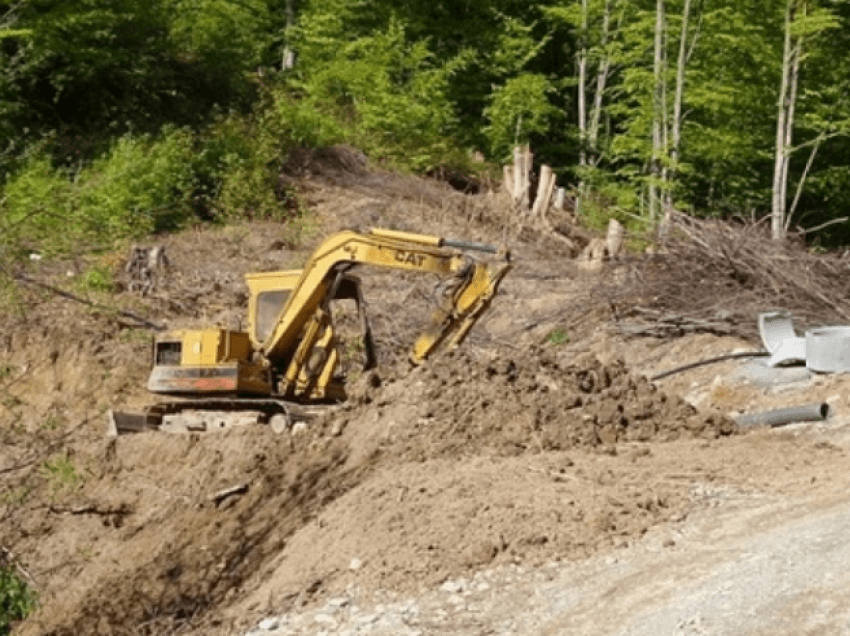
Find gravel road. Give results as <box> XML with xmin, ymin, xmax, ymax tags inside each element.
<box><xmin>245</xmin><ymin>482</ymin><xmax>850</xmax><ymax>636</ymax></box>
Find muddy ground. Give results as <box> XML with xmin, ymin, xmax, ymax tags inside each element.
<box><xmin>2</xmin><ymin>149</ymin><xmax>849</xmax><ymax>635</ymax></box>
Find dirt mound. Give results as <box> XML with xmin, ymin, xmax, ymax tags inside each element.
<box><xmin>217</xmin><ymin>349</ymin><xmax>736</xmax><ymax>620</ymax></box>
<box><xmin>332</xmin><ymin>349</ymin><xmax>735</xmax><ymax>464</ymax></box>
<box><xmin>13</xmin><ymin>428</ymin><xmax>360</xmax><ymax>636</ymax></box>
<box><xmin>5</xmin><ymin>335</ymin><xmax>733</xmax><ymax>636</ymax></box>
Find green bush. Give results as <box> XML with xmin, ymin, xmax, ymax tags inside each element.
<box><xmin>195</xmin><ymin>112</ymin><xmax>293</xmax><ymax>221</ymax></box>
<box><xmin>74</xmin><ymin>265</ymin><xmax>115</xmax><ymax>294</ymax></box>
<box><xmin>285</xmin><ymin>18</ymin><xmax>468</xmax><ymax>172</ymax></box>
<box><xmin>0</xmin><ymin>156</ymin><xmax>71</xmax><ymax>259</ymax></box>
<box><xmin>274</xmin><ymin>91</ymin><xmax>347</xmax><ymax>149</ymax></box>
<box><xmin>0</xmin><ymin>128</ymin><xmax>195</xmax><ymax>259</ymax></box>
<box><xmin>73</xmin><ymin>129</ymin><xmax>195</xmax><ymax>235</ymax></box>
<box><xmin>483</xmin><ymin>73</ymin><xmax>558</xmax><ymax>162</ymax></box>
<box><xmin>0</xmin><ymin>563</ymin><xmax>37</xmax><ymax>635</ymax></box>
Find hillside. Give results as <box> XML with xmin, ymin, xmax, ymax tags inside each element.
<box><xmin>3</xmin><ymin>151</ymin><xmax>850</xmax><ymax>636</ymax></box>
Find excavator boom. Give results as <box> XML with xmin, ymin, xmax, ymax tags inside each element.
<box><xmin>255</xmin><ymin>228</ymin><xmax>508</xmax><ymax>361</ymax></box>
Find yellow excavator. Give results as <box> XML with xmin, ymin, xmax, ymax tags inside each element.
<box><xmin>108</xmin><ymin>228</ymin><xmax>511</xmax><ymax>435</ymax></box>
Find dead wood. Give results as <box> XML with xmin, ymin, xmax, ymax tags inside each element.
<box><xmin>599</xmin><ymin>210</ymin><xmax>850</xmax><ymax>341</ymax></box>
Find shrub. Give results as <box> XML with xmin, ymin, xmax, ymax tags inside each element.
<box><xmin>72</xmin><ymin>128</ymin><xmax>195</xmax><ymax>235</ymax></box>
<box><xmin>483</xmin><ymin>73</ymin><xmax>558</xmax><ymax>162</ymax></box>
<box><xmin>0</xmin><ymin>128</ymin><xmax>195</xmax><ymax>259</ymax></box>
<box><xmin>195</xmin><ymin>112</ymin><xmax>293</xmax><ymax>221</ymax></box>
<box><xmin>283</xmin><ymin>18</ymin><xmax>468</xmax><ymax>172</ymax></box>
<box><xmin>0</xmin><ymin>561</ymin><xmax>37</xmax><ymax>635</ymax></box>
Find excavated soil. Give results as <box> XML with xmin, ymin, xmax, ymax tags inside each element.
<box><xmin>3</xmin><ymin>149</ymin><xmax>850</xmax><ymax>636</ymax></box>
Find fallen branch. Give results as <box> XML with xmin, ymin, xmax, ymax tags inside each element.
<box><xmin>209</xmin><ymin>483</ymin><xmax>249</xmax><ymax>506</ymax></box>
<box><xmin>48</xmin><ymin>502</ymin><xmax>132</xmax><ymax>516</ymax></box>
<box><xmin>12</xmin><ymin>271</ymin><xmax>165</xmax><ymax>331</ymax></box>
<box><xmin>600</xmin><ymin>210</ymin><xmax>850</xmax><ymax>341</ymax></box>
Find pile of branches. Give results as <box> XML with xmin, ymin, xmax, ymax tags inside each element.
<box><xmin>605</xmin><ymin>211</ymin><xmax>850</xmax><ymax>342</ymax></box>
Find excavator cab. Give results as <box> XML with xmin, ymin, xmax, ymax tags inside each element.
<box><xmin>244</xmin><ymin>268</ymin><xmax>376</xmax><ymax>401</ymax></box>
<box><xmin>147</xmin><ymin>268</ymin><xmax>376</xmax><ymax>402</ymax></box>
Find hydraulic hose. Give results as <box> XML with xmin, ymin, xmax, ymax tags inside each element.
<box><xmin>650</xmin><ymin>351</ymin><xmax>769</xmax><ymax>381</ymax></box>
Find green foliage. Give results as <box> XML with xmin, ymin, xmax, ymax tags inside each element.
<box><xmin>76</xmin><ymin>130</ymin><xmax>195</xmax><ymax>234</ymax></box>
<box><xmin>0</xmin><ymin>486</ymin><xmax>31</xmax><ymax>509</ymax></box>
<box><xmin>0</xmin><ymin>0</ymin><xmax>281</xmax><ymax>169</ymax></box>
<box><xmin>0</xmin><ymin>562</ymin><xmax>37</xmax><ymax>635</ymax></box>
<box><xmin>0</xmin><ymin>128</ymin><xmax>194</xmax><ymax>259</ymax></box>
<box><xmin>74</xmin><ymin>266</ymin><xmax>115</xmax><ymax>294</ymax></box>
<box><xmin>2</xmin><ymin>0</ymin><xmax>850</xmax><ymax>246</ymax></box>
<box><xmin>545</xmin><ymin>327</ymin><xmax>570</xmax><ymax>346</ymax></box>
<box><xmin>40</xmin><ymin>453</ymin><xmax>84</xmax><ymax>500</ymax></box>
<box><xmin>576</xmin><ymin>170</ymin><xmax>657</xmax><ymax>237</ymax></box>
<box><xmin>168</xmin><ymin>0</ymin><xmax>272</xmax><ymax>73</ymax></box>
<box><xmin>274</xmin><ymin>91</ymin><xmax>348</xmax><ymax>149</ymax></box>
<box><xmin>290</xmin><ymin>15</ymin><xmax>469</xmax><ymax>171</ymax></box>
<box><xmin>483</xmin><ymin>73</ymin><xmax>558</xmax><ymax>161</ymax></box>
<box><xmin>194</xmin><ymin>112</ymin><xmax>295</xmax><ymax>221</ymax></box>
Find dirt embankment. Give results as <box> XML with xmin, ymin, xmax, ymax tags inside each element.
<box><xmin>4</xmin><ymin>329</ymin><xmax>734</xmax><ymax>636</ymax></box>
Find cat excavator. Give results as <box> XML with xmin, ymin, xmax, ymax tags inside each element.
<box><xmin>107</xmin><ymin>228</ymin><xmax>511</xmax><ymax>435</ymax></box>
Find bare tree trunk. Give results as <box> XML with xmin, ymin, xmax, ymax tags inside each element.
<box><xmin>782</xmin><ymin>22</ymin><xmax>802</xmax><ymax>223</ymax></box>
<box><xmin>578</xmin><ymin>0</ymin><xmax>588</xmax><ymax>169</ymax></box>
<box><xmin>668</xmin><ymin>0</ymin><xmax>693</xmax><ymax>206</ymax></box>
<box><xmin>576</xmin><ymin>0</ymin><xmax>589</xmax><ymax>215</ymax></box>
<box><xmin>772</xmin><ymin>0</ymin><xmax>798</xmax><ymax>241</ymax></box>
<box><xmin>282</xmin><ymin>0</ymin><xmax>297</xmax><ymax>70</ymax></box>
<box><xmin>649</xmin><ymin>0</ymin><xmax>666</xmax><ymax>221</ymax></box>
<box><xmin>588</xmin><ymin>1</ymin><xmax>613</xmax><ymax>157</ymax></box>
<box><xmin>660</xmin><ymin>12</ymin><xmax>670</xmax><ymax>206</ymax></box>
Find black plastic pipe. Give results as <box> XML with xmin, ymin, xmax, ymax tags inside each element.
<box><xmin>733</xmin><ymin>402</ymin><xmax>830</xmax><ymax>429</ymax></box>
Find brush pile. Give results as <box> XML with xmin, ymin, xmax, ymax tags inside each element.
<box><xmin>604</xmin><ymin>211</ymin><xmax>850</xmax><ymax>341</ymax></box>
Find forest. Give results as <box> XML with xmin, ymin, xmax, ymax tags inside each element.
<box><xmin>2</xmin><ymin>0</ymin><xmax>849</xmax><ymax>268</ymax></box>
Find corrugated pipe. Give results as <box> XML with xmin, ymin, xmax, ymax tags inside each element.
<box><xmin>733</xmin><ymin>402</ymin><xmax>830</xmax><ymax>429</ymax></box>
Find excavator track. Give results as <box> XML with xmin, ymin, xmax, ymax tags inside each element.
<box><xmin>106</xmin><ymin>398</ymin><xmax>315</xmax><ymax>436</ymax></box>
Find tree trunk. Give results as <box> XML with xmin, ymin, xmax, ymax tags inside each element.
<box><xmin>668</xmin><ymin>0</ymin><xmax>693</xmax><ymax>206</ymax></box>
<box><xmin>578</xmin><ymin>0</ymin><xmax>588</xmax><ymax>169</ymax></box>
<box><xmin>576</xmin><ymin>0</ymin><xmax>589</xmax><ymax>215</ymax></box>
<box><xmin>588</xmin><ymin>0</ymin><xmax>614</xmax><ymax>159</ymax></box>
<box><xmin>772</xmin><ymin>0</ymin><xmax>798</xmax><ymax>241</ymax></box>
<box><xmin>282</xmin><ymin>0</ymin><xmax>297</xmax><ymax>70</ymax></box>
<box><xmin>650</xmin><ymin>0</ymin><xmax>666</xmax><ymax>220</ymax></box>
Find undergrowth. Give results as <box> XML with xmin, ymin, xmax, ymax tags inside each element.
<box><xmin>0</xmin><ymin>559</ymin><xmax>37</xmax><ymax>635</ymax></box>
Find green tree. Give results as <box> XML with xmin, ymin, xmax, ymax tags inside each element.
<box><xmin>0</xmin><ymin>0</ymin><xmax>279</xmax><ymax>174</ymax></box>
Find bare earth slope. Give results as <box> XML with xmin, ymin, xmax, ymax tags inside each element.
<box><xmin>2</xmin><ymin>150</ymin><xmax>850</xmax><ymax>635</ymax></box>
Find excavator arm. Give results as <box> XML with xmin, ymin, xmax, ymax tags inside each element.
<box><xmin>255</xmin><ymin>228</ymin><xmax>510</xmax><ymax>361</ymax></box>
<box><xmin>257</xmin><ymin>228</ymin><xmax>510</xmax><ymax>374</ymax></box>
